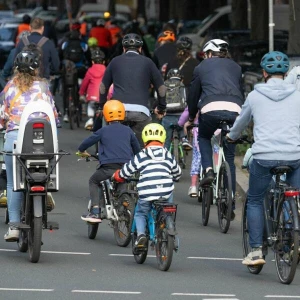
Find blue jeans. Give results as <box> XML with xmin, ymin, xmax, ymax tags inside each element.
<box><xmin>135</xmin><ymin>193</ymin><xmax>173</xmax><ymax>236</ymax></box>
<box><xmin>4</xmin><ymin>130</ymin><xmax>23</xmax><ymax>223</ymax></box>
<box><xmin>247</xmin><ymin>159</ymin><xmax>300</xmax><ymax>248</ymax></box>
<box><xmin>162</xmin><ymin>115</ymin><xmax>183</xmax><ymax>150</ymax></box>
<box><xmin>198</xmin><ymin>111</ymin><xmax>238</xmax><ymax>195</ymax></box>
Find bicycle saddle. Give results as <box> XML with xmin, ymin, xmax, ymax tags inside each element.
<box><xmin>217</xmin><ymin>121</ymin><xmax>230</xmax><ymax>133</ymax></box>
<box><xmin>270</xmin><ymin>166</ymin><xmax>292</xmax><ymax>175</ymax></box>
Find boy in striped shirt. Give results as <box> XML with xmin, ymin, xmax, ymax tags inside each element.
<box><xmin>113</xmin><ymin>123</ymin><xmax>181</xmax><ymax>247</ymax></box>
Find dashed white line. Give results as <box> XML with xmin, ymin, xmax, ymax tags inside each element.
<box><xmin>203</xmin><ymin>299</ymin><xmax>239</xmax><ymax>300</ymax></box>
<box><xmin>109</xmin><ymin>254</ymin><xmax>156</xmax><ymax>257</ymax></box>
<box><xmin>172</xmin><ymin>293</ymin><xmax>236</xmax><ymax>297</ymax></box>
<box><xmin>0</xmin><ymin>249</ymin><xmax>17</xmax><ymax>252</ymax></box>
<box><xmin>265</xmin><ymin>296</ymin><xmax>300</xmax><ymax>299</ymax></box>
<box><xmin>0</xmin><ymin>288</ymin><xmax>53</xmax><ymax>292</ymax></box>
<box><xmin>72</xmin><ymin>290</ymin><xmax>141</xmax><ymax>294</ymax></box>
<box><xmin>187</xmin><ymin>257</ymin><xmax>243</xmax><ymax>261</ymax></box>
<box><xmin>0</xmin><ymin>249</ymin><xmax>90</xmax><ymax>255</ymax></box>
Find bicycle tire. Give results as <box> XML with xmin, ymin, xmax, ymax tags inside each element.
<box><xmin>155</xmin><ymin>226</ymin><xmax>174</xmax><ymax>271</ymax></box>
<box><xmin>173</xmin><ymin>138</ymin><xmax>179</xmax><ymax>164</ymax></box>
<box><xmin>28</xmin><ymin>216</ymin><xmax>42</xmax><ymax>263</ymax></box>
<box><xmin>88</xmin><ymin>223</ymin><xmax>99</xmax><ymax>239</ymax></box>
<box><xmin>68</xmin><ymin>89</ymin><xmax>74</xmax><ymax>130</ymax></box>
<box><xmin>4</xmin><ymin>207</ymin><xmax>9</xmax><ymax>224</ymax></box>
<box><xmin>18</xmin><ymin>197</ymin><xmax>28</xmax><ymax>252</ymax></box>
<box><xmin>217</xmin><ymin>161</ymin><xmax>232</xmax><ymax>233</ymax></box>
<box><xmin>202</xmin><ymin>186</ymin><xmax>212</xmax><ymax>226</ymax></box>
<box><xmin>274</xmin><ymin>199</ymin><xmax>299</xmax><ymax>284</ymax></box>
<box><xmin>179</xmin><ymin>145</ymin><xmax>186</xmax><ymax>169</ymax></box>
<box><xmin>242</xmin><ymin>198</ymin><xmax>264</xmax><ymax>275</ymax></box>
<box><xmin>132</xmin><ymin>232</ymin><xmax>148</xmax><ymax>264</ymax></box>
<box><xmin>198</xmin><ymin>186</ymin><xmax>202</xmax><ymax>203</ymax></box>
<box><xmin>114</xmin><ymin>193</ymin><xmax>135</xmax><ymax>247</ymax></box>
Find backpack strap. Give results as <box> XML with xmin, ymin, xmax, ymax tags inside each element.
<box><xmin>22</xmin><ymin>36</ymin><xmax>30</xmax><ymax>46</ymax></box>
<box><xmin>37</xmin><ymin>37</ymin><xmax>49</xmax><ymax>48</ymax></box>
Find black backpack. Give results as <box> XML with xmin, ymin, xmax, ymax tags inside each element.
<box><xmin>63</xmin><ymin>39</ymin><xmax>84</xmax><ymax>63</ymax></box>
<box><xmin>164</xmin><ymin>78</ymin><xmax>186</xmax><ymax>113</ymax></box>
<box><xmin>62</xmin><ymin>59</ymin><xmax>78</xmax><ymax>87</ymax></box>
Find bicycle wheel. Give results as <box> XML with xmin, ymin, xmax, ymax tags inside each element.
<box><xmin>179</xmin><ymin>145</ymin><xmax>186</xmax><ymax>169</ymax></box>
<box><xmin>242</xmin><ymin>198</ymin><xmax>264</xmax><ymax>274</ymax></box>
<box><xmin>202</xmin><ymin>186</ymin><xmax>212</xmax><ymax>226</ymax></box>
<box><xmin>18</xmin><ymin>197</ymin><xmax>28</xmax><ymax>253</ymax></box>
<box><xmin>173</xmin><ymin>138</ymin><xmax>179</xmax><ymax>164</ymax></box>
<box><xmin>88</xmin><ymin>223</ymin><xmax>99</xmax><ymax>239</ymax></box>
<box><xmin>4</xmin><ymin>207</ymin><xmax>9</xmax><ymax>224</ymax></box>
<box><xmin>155</xmin><ymin>224</ymin><xmax>174</xmax><ymax>271</ymax></box>
<box><xmin>198</xmin><ymin>186</ymin><xmax>202</xmax><ymax>203</ymax></box>
<box><xmin>274</xmin><ymin>200</ymin><xmax>299</xmax><ymax>284</ymax></box>
<box><xmin>68</xmin><ymin>89</ymin><xmax>75</xmax><ymax>130</ymax></box>
<box><xmin>28</xmin><ymin>216</ymin><xmax>42</xmax><ymax>263</ymax></box>
<box><xmin>217</xmin><ymin>161</ymin><xmax>232</xmax><ymax>233</ymax></box>
<box><xmin>114</xmin><ymin>193</ymin><xmax>135</xmax><ymax>247</ymax></box>
<box><xmin>132</xmin><ymin>232</ymin><xmax>148</xmax><ymax>264</ymax></box>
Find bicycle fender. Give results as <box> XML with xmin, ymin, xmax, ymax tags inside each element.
<box><xmin>33</xmin><ymin>195</ymin><xmax>43</xmax><ymax>218</ymax></box>
<box><xmin>289</xmin><ymin>198</ymin><xmax>300</xmax><ymax>232</ymax></box>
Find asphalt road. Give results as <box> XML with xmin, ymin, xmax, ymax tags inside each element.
<box><xmin>0</xmin><ymin>120</ymin><xmax>299</xmax><ymax>300</ymax></box>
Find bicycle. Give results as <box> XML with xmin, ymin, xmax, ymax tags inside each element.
<box><xmin>131</xmin><ymin>192</ymin><xmax>179</xmax><ymax>271</ymax></box>
<box><xmin>77</xmin><ymin>153</ymin><xmax>137</xmax><ymax>247</ymax></box>
<box><xmin>169</xmin><ymin>124</ymin><xmax>186</xmax><ymax>169</ymax></box>
<box><xmin>242</xmin><ymin>166</ymin><xmax>300</xmax><ymax>284</ymax></box>
<box><xmin>66</xmin><ymin>84</ymin><xmax>80</xmax><ymax>130</ymax></box>
<box><xmin>199</xmin><ymin>122</ymin><xmax>248</xmax><ymax>233</ymax></box>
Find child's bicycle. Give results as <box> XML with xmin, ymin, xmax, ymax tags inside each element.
<box><xmin>169</xmin><ymin>124</ymin><xmax>186</xmax><ymax>169</ymax></box>
<box><xmin>77</xmin><ymin>153</ymin><xmax>137</xmax><ymax>246</ymax></box>
<box><xmin>131</xmin><ymin>188</ymin><xmax>179</xmax><ymax>270</ymax></box>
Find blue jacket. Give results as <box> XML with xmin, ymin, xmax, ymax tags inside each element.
<box><xmin>78</xmin><ymin>122</ymin><xmax>140</xmax><ymax>166</ymax></box>
<box><xmin>15</xmin><ymin>32</ymin><xmax>60</xmax><ymax>79</ymax></box>
<box><xmin>2</xmin><ymin>48</ymin><xmax>16</xmax><ymax>79</ymax></box>
<box><xmin>229</xmin><ymin>78</ymin><xmax>300</xmax><ymax>161</ymax></box>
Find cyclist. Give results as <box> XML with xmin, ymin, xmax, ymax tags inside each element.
<box><xmin>113</xmin><ymin>123</ymin><xmax>182</xmax><ymax>247</ymax></box>
<box><xmin>227</xmin><ymin>51</ymin><xmax>300</xmax><ymax>266</ymax></box>
<box><xmin>0</xmin><ymin>47</ymin><xmax>59</xmax><ymax>241</ymax></box>
<box><xmin>186</xmin><ymin>39</ymin><xmax>244</xmax><ymax>220</ymax></box>
<box><xmin>77</xmin><ymin>100</ymin><xmax>140</xmax><ymax>223</ymax></box>
<box><xmin>162</xmin><ymin>68</ymin><xmax>192</xmax><ymax>150</ymax></box>
<box><xmin>79</xmin><ymin>48</ymin><xmax>106</xmax><ymax>130</ymax></box>
<box><xmin>99</xmin><ymin>33</ymin><xmax>167</xmax><ymax>147</ymax></box>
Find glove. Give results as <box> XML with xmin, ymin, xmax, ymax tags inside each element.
<box><xmin>76</xmin><ymin>151</ymin><xmax>90</xmax><ymax>158</ymax></box>
<box><xmin>79</xmin><ymin>95</ymin><xmax>86</xmax><ymax>103</ymax></box>
<box><xmin>225</xmin><ymin>134</ymin><xmax>235</xmax><ymax>144</ymax></box>
<box><xmin>112</xmin><ymin>169</ymin><xmax>125</xmax><ymax>183</ymax></box>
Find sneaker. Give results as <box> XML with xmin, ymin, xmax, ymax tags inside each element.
<box><xmin>46</xmin><ymin>193</ymin><xmax>55</xmax><ymax>212</ymax></box>
<box><xmin>188</xmin><ymin>186</ymin><xmax>197</xmax><ymax>197</ymax></box>
<box><xmin>4</xmin><ymin>227</ymin><xmax>19</xmax><ymax>242</ymax></box>
<box><xmin>200</xmin><ymin>169</ymin><xmax>215</xmax><ymax>187</ymax></box>
<box><xmin>84</xmin><ymin>118</ymin><xmax>94</xmax><ymax>130</ymax></box>
<box><xmin>242</xmin><ymin>247</ymin><xmax>266</xmax><ymax>266</ymax></box>
<box><xmin>81</xmin><ymin>212</ymin><xmax>102</xmax><ymax>223</ymax></box>
<box><xmin>181</xmin><ymin>137</ymin><xmax>193</xmax><ymax>150</ymax></box>
<box><xmin>135</xmin><ymin>234</ymin><xmax>147</xmax><ymax>247</ymax></box>
<box><xmin>63</xmin><ymin>114</ymin><xmax>69</xmax><ymax>123</ymax></box>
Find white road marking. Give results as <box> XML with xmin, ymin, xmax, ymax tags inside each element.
<box><xmin>72</xmin><ymin>290</ymin><xmax>141</xmax><ymax>294</ymax></box>
<box><xmin>109</xmin><ymin>254</ymin><xmax>156</xmax><ymax>257</ymax></box>
<box><xmin>0</xmin><ymin>288</ymin><xmax>53</xmax><ymax>292</ymax></box>
<box><xmin>203</xmin><ymin>299</ymin><xmax>239</xmax><ymax>300</ymax></box>
<box><xmin>0</xmin><ymin>249</ymin><xmax>90</xmax><ymax>255</ymax></box>
<box><xmin>187</xmin><ymin>257</ymin><xmax>243</xmax><ymax>261</ymax></box>
<box><xmin>265</xmin><ymin>296</ymin><xmax>300</xmax><ymax>299</ymax></box>
<box><xmin>172</xmin><ymin>293</ymin><xmax>236</xmax><ymax>297</ymax></box>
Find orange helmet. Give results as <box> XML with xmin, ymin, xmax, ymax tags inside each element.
<box><xmin>157</xmin><ymin>30</ymin><xmax>175</xmax><ymax>43</ymax></box>
<box><xmin>103</xmin><ymin>100</ymin><xmax>125</xmax><ymax>122</ymax></box>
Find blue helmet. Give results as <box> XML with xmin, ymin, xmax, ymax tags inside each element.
<box><xmin>260</xmin><ymin>51</ymin><xmax>289</xmax><ymax>74</ymax></box>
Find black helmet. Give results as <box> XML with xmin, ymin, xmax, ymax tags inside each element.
<box><xmin>91</xmin><ymin>48</ymin><xmax>105</xmax><ymax>63</ymax></box>
<box><xmin>167</xmin><ymin>68</ymin><xmax>182</xmax><ymax>80</ymax></box>
<box><xmin>15</xmin><ymin>50</ymin><xmax>40</xmax><ymax>74</ymax></box>
<box><xmin>122</xmin><ymin>33</ymin><xmax>143</xmax><ymax>49</ymax></box>
<box><xmin>177</xmin><ymin>36</ymin><xmax>192</xmax><ymax>50</ymax></box>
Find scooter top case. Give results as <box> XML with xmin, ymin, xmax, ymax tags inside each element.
<box><xmin>12</xmin><ymin>98</ymin><xmax>60</xmax><ymax>192</ymax></box>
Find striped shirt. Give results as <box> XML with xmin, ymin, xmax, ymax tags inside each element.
<box><xmin>120</xmin><ymin>146</ymin><xmax>182</xmax><ymax>201</ymax></box>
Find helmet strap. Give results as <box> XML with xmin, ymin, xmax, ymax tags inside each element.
<box><xmin>145</xmin><ymin>141</ymin><xmax>164</xmax><ymax>148</ymax></box>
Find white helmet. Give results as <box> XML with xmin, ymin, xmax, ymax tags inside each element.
<box><xmin>203</xmin><ymin>39</ymin><xmax>229</xmax><ymax>53</ymax></box>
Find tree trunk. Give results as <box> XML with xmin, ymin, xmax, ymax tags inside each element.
<box><xmin>232</xmin><ymin>0</ymin><xmax>248</xmax><ymax>29</ymax></box>
<box><xmin>288</xmin><ymin>0</ymin><xmax>300</xmax><ymax>54</ymax></box>
<box><xmin>250</xmin><ymin>0</ymin><xmax>268</xmax><ymax>40</ymax></box>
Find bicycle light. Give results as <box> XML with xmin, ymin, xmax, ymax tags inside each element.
<box><xmin>33</xmin><ymin>122</ymin><xmax>44</xmax><ymax>143</ymax></box>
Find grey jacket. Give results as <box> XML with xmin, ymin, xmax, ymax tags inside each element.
<box><xmin>229</xmin><ymin>78</ymin><xmax>300</xmax><ymax>161</ymax></box>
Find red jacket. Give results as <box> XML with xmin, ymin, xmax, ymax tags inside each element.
<box><xmin>79</xmin><ymin>64</ymin><xmax>106</xmax><ymax>102</ymax></box>
<box><xmin>89</xmin><ymin>26</ymin><xmax>112</xmax><ymax>49</ymax></box>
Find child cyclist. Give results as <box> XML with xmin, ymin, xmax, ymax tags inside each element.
<box><xmin>77</xmin><ymin>100</ymin><xmax>140</xmax><ymax>222</ymax></box>
<box><xmin>113</xmin><ymin>123</ymin><xmax>182</xmax><ymax>247</ymax></box>
<box><xmin>79</xmin><ymin>48</ymin><xmax>106</xmax><ymax>130</ymax></box>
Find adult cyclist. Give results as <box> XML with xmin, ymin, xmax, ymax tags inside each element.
<box><xmin>227</xmin><ymin>51</ymin><xmax>300</xmax><ymax>266</ymax></box>
<box><xmin>99</xmin><ymin>33</ymin><xmax>166</xmax><ymax>146</ymax></box>
<box><xmin>186</xmin><ymin>39</ymin><xmax>244</xmax><ymax>220</ymax></box>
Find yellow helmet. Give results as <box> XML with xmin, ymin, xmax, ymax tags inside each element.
<box><xmin>103</xmin><ymin>100</ymin><xmax>125</xmax><ymax>122</ymax></box>
<box><xmin>142</xmin><ymin>123</ymin><xmax>166</xmax><ymax>144</ymax></box>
